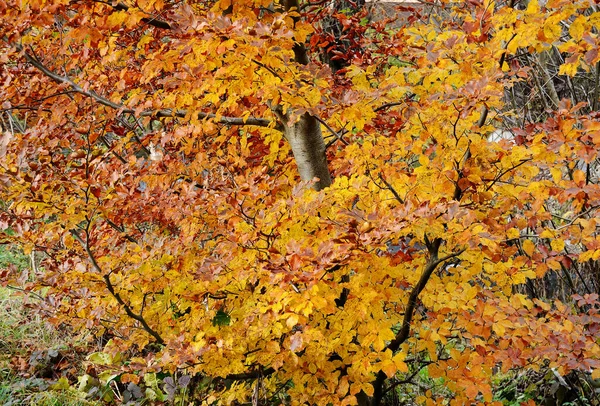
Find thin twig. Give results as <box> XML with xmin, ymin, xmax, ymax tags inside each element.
<box><xmin>485</xmin><ymin>158</ymin><xmax>532</xmax><ymax>191</ymax></box>
<box><xmin>593</xmin><ymin>61</ymin><xmax>600</xmax><ymax>111</ymax></box>
<box><xmin>313</xmin><ymin>115</ymin><xmax>349</xmax><ymax>148</ymax></box>
<box><xmin>70</xmin><ymin>229</ymin><xmax>164</xmax><ymax>344</ymax></box>
<box><xmin>5</xmin><ymin>285</ymin><xmax>45</xmax><ymax>301</ymax></box>
<box><xmin>377</xmin><ymin>172</ymin><xmax>404</xmax><ymax>204</ymax></box>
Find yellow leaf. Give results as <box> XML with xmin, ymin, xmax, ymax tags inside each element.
<box><xmin>506</xmin><ymin>228</ymin><xmax>520</xmax><ymax>239</ymax></box>
<box><xmin>266</xmin><ymin>341</ymin><xmax>280</xmax><ymax>353</ymax></box>
<box><xmin>522</xmin><ymin>239</ymin><xmax>535</xmax><ymax>256</ymax></box>
<box><xmin>350</xmin><ymin>382</ymin><xmax>362</xmax><ymax>396</ymax></box>
<box><xmin>563</xmin><ymin>319</ymin><xmax>574</xmax><ymax>333</ymax></box>
<box><xmin>525</xmin><ymin>0</ymin><xmax>539</xmax><ymax>15</ymax></box>
<box><xmin>51</xmin><ymin>377</ymin><xmax>72</xmax><ymax>391</ymax></box>
<box><xmin>559</xmin><ymin>61</ymin><xmax>579</xmax><ymax>77</ymax></box>
<box><xmin>393</xmin><ymin>353</ymin><xmax>409</xmax><ymax>373</ymax></box>
<box><xmin>550</xmin><ymin>239</ymin><xmax>565</xmax><ymax>252</ymax></box>
<box><xmin>294</xmin><ymin>21</ymin><xmax>314</xmax><ymax>43</ymax></box>
<box><xmin>381</xmin><ymin>360</ymin><xmax>397</xmax><ymax>378</ymax></box>
<box><xmin>428</xmin><ymin>363</ymin><xmax>444</xmax><ymax>379</ymax></box>
<box><xmin>286</xmin><ymin>314</ymin><xmax>299</xmax><ymax>328</ymax></box>
<box><xmin>547</xmin><ymin>259</ymin><xmax>561</xmax><ymax>270</ymax></box>
<box><xmin>550</xmin><ymin>167</ymin><xmax>562</xmax><ymax>183</ymax></box>
<box><xmin>543</xmin><ymin>21</ymin><xmax>562</xmax><ymax>43</ymax></box>
<box><xmin>465</xmin><ymin>383</ymin><xmax>479</xmax><ymax>399</ymax></box>
<box><xmin>573</xmin><ymin>169</ymin><xmax>586</xmax><ymax>185</ymax></box>
<box><xmin>569</xmin><ymin>15</ymin><xmax>586</xmax><ymax>41</ymax></box>
<box><xmin>361</xmin><ymin>383</ymin><xmax>374</xmax><ymax>397</ymax></box>
<box><xmin>337</xmin><ymin>376</ymin><xmax>349</xmax><ymax>396</ymax></box>
<box><xmin>107</xmin><ymin>11</ymin><xmax>128</xmax><ymax>29</ymax></box>
<box><xmin>579</xmin><ymin>250</ymin><xmax>594</xmax><ymax>262</ymax></box>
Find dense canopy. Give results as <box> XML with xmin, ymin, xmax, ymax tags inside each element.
<box><xmin>2</xmin><ymin>0</ymin><xmax>600</xmax><ymax>404</ymax></box>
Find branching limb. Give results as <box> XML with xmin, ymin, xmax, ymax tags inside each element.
<box><xmin>222</xmin><ymin>367</ymin><xmax>275</xmax><ymax>381</ymax></box>
<box><xmin>313</xmin><ymin>115</ymin><xmax>349</xmax><ymax>148</ymax></box>
<box><xmin>371</xmin><ymin>241</ymin><xmax>465</xmax><ymax>405</ymax></box>
<box><xmin>70</xmin><ymin>229</ymin><xmax>165</xmax><ymax>345</ymax></box>
<box><xmin>149</xmin><ymin>108</ymin><xmax>273</xmax><ymax>128</ymax></box>
<box><xmin>382</xmin><ymin>359</ymin><xmax>433</xmax><ymax>396</ymax></box>
<box><xmin>376</xmin><ymin>172</ymin><xmax>404</xmax><ymax>204</ymax></box>
<box><xmin>374</xmin><ymin>93</ymin><xmax>416</xmax><ymax>112</ymax></box>
<box><xmin>104</xmin><ymin>218</ymin><xmax>138</xmax><ymax>244</ymax></box>
<box><xmin>485</xmin><ymin>158</ymin><xmax>532</xmax><ymax>191</ymax></box>
<box><xmin>20</xmin><ymin>49</ymin><xmax>273</xmax><ymax>128</ymax></box>
<box><xmin>5</xmin><ymin>285</ymin><xmax>45</xmax><ymax>301</ymax></box>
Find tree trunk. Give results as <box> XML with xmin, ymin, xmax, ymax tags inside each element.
<box><xmin>279</xmin><ymin>0</ymin><xmax>332</xmax><ymax>191</ymax></box>
<box><xmin>282</xmin><ymin>114</ymin><xmax>332</xmax><ymax>190</ymax></box>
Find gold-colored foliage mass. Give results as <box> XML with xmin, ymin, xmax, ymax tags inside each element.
<box><xmin>1</xmin><ymin>0</ymin><xmax>600</xmax><ymax>404</ymax></box>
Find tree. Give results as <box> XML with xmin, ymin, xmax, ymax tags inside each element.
<box><xmin>1</xmin><ymin>0</ymin><xmax>600</xmax><ymax>404</ymax></box>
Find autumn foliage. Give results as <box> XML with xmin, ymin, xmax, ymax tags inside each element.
<box><xmin>2</xmin><ymin>0</ymin><xmax>600</xmax><ymax>404</ymax></box>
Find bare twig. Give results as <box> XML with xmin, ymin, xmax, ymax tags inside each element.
<box><xmin>593</xmin><ymin>61</ymin><xmax>600</xmax><ymax>111</ymax></box>
<box><xmin>314</xmin><ymin>115</ymin><xmax>349</xmax><ymax>148</ymax></box>
<box><xmin>484</xmin><ymin>158</ymin><xmax>532</xmax><ymax>191</ymax></box>
<box><xmin>377</xmin><ymin>172</ymin><xmax>404</xmax><ymax>204</ymax></box>
<box><xmin>5</xmin><ymin>285</ymin><xmax>45</xmax><ymax>301</ymax></box>
<box><xmin>374</xmin><ymin>93</ymin><xmax>416</xmax><ymax>112</ymax></box>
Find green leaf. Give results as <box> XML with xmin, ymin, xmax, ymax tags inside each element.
<box><xmin>212</xmin><ymin>310</ymin><xmax>231</xmax><ymax>326</ymax></box>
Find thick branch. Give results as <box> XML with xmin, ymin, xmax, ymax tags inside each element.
<box><xmin>70</xmin><ymin>230</ymin><xmax>165</xmax><ymax>345</ymax></box>
<box><xmin>22</xmin><ymin>51</ymin><xmax>273</xmax><ymax>128</ymax></box>
<box><xmin>279</xmin><ymin>112</ymin><xmax>332</xmax><ymax>190</ymax></box>
<box><xmin>371</xmin><ymin>244</ymin><xmax>465</xmax><ymax>405</ymax></box>
<box><xmin>276</xmin><ymin>0</ymin><xmax>332</xmax><ymax>190</ymax></box>
<box><xmin>281</xmin><ymin>0</ymin><xmax>309</xmax><ymax>65</ymax></box>
<box><xmin>150</xmin><ymin>108</ymin><xmax>273</xmax><ymax>128</ymax></box>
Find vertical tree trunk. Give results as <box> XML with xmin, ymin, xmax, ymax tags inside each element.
<box><xmin>282</xmin><ymin>114</ymin><xmax>332</xmax><ymax>190</ymax></box>
<box><xmin>280</xmin><ymin>0</ymin><xmax>332</xmax><ymax>190</ymax></box>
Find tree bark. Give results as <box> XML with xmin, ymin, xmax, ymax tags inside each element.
<box><xmin>279</xmin><ymin>0</ymin><xmax>333</xmax><ymax>190</ymax></box>
<box><xmin>282</xmin><ymin>114</ymin><xmax>332</xmax><ymax>190</ymax></box>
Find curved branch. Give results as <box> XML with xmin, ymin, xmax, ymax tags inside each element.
<box><xmin>21</xmin><ymin>50</ymin><xmax>273</xmax><ymax>128</ymax></box>
<box><xmin>70</xmin><ymin>229</ymin><xmax>165</xmax><ymax>345</ymax></box>
<box><xmin>222</xmin><ymin>367</ymin><xmax>275</xmax><ymax>381</ymax></box>
<box><xmin>371</xmin><ymin>243</ymin><xmax>465</xmax><ymax>405</ymax></box>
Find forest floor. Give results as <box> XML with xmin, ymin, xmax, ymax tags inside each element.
<box><xmin>0</xmin><ymin>285</ymin><xmax>101</xmax><ymax>405</ymax></box>
<box><xmin>0</xmin><ymin>243</ymin><xmax>101</xmax><ymax>406</ymax></box>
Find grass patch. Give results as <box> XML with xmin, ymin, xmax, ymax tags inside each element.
<box><xmin>0</xmin><ymin>244</ymin><xmax>100</xmax><ymax>406</ymax></box>
<box><xmin>0</xmin><ymin>286</ymin><xmax>100</xmax><ymax>405</ymax></box>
